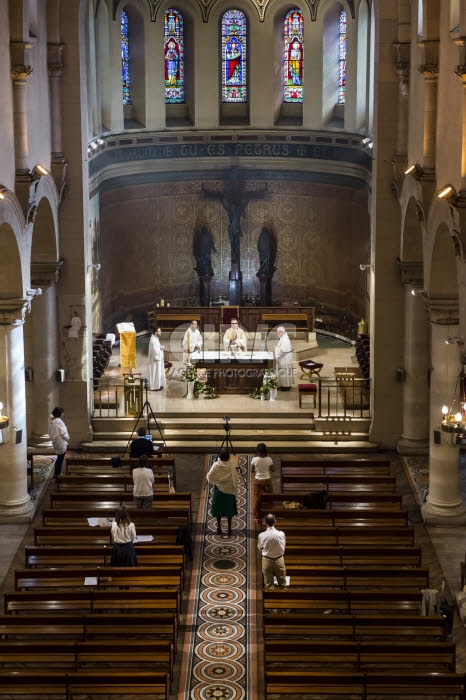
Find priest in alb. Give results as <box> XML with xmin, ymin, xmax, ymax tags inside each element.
<box><xmin>147</xmin><ymin>327</ymin><xmax>166</xmax><ymax>391</ymax></box>
<box><xmin>182</xmin><ymin>320</ymin><xmax>203</xmax><ymax>362</ymax></box>
<box><xmin>274</xmin><ymin>326</ymin><xmax>293</xmax><ymax>390</ymax></box>
<box><xmin>223</xmin><ymin>318</ymin><xmax>247</xmax><ymax>354</ymax></box>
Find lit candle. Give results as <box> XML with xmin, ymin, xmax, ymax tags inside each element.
<box><xmin>160</xmin><ymin>299</ymin><xmax>165</xmax><ymax>307</ymax></box>
<box><xmin>187</xmin><ymin>329</ymin><xmax>191</xmax><ymax>353</ymax></box>
<box><xmin>167</xmin><ymin>302</ymin><xmax>170</xmax><ymax>308</ymax></box>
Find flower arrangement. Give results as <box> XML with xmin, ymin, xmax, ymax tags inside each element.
<box><xmin>180</xmin><ymin>361</ymin><xmax>198</xmax><ymax>383</ymax></box>
<box><xmin>249</xmin><ymin>384</ymin><xmax>269</xmax><ymax>399</ymax></box>
<box><xmin>262</xmin><ymin>369</ymin><xmax>278</xmax><ymax>390</ymax></box>
<box><xmin>181</xmin><ymin>361</ymin><xmax>218</xmax><ymax>398</ymax></box>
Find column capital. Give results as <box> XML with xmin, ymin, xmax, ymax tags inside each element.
<box><xmin>10</xmin><ymin>64</ymin><xmax>33</xmax><ymax>83</ymax></box>
<box><xmin>0</xmin><ymin>299</ymin><xmax>31</xmax><ymax>326</ymax></box>
<box><xmin>426</xmin><ymin>297</ymin><xmax>459</xmax><ymax>325</ymax></box>
<box><xmin>30</xmin><ymin>260</ymin><xmax>63</xmax><ymax>287</ymax></box>
<box><xmin>397</xmin><ymin>260</ymin><xmax>424</xmax><ymax>286</ymax></box>
<box><xmin>48</xmin><ymin>63</ymin><xmax>64</xmax><ymax>78</ymax></box>
<box><xmin>418</xmin><ymin>64</ymin><xmax>439</xmax><ymax>80</ymax></box>
<box><xmin>455</xmin><ymin>64</ymin><xmax>466</xmax><ymax>82</ymax></box>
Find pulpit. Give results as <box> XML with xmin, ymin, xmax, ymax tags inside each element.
<box><xmin>117</xmin><ymin>322</ymin><xmax>136</xmax><ymax>369</ymax></box>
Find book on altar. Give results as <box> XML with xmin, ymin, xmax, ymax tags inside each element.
<box><xmin>116</xmin><ymin>322</ymin><xmax>135</xmax><ymax>333</ymax></box>
<box><xmin>134</xmin><ymin>535</ymin><xmax>154</xmax><ymax>543</ymax></box>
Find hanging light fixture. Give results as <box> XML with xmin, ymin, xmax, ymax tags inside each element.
<box><xmin>441</xmin><ymin>398</ymin><xmax>466</xmax><ymax>436</ymax></box>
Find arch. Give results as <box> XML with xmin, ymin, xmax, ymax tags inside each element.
<box><xmin>31</xmin><ymin>197</ymin><xmax>58</xmax><ymax>264</ymax></box>
<box><xmin>0</xmin><ymin>192</ymin><xmax>27</xmax><ymax>299</ymax></box>
<box><xmin>401</xmin><ymin>195</ymin><xmax>423</xmax><ymax>262</ymax></box>
<box><xmin>429</xmin><ymin>223</ymin><xmax>458</xmax><ymax>300</ymax></box>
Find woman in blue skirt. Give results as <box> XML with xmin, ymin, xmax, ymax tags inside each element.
<box><xmin>206</xmin><ymin>450</ymin><xmax>238</xmax><ymax>538</ymax></box>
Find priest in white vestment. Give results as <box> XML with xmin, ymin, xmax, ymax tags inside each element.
<box><xmin>147</xmin><ymin>327</ymin><xmax>166</xmax><ymax>391</ymax></box>
<box><xmin>274</xmin><ymin>326</ymin><xmax>293</xmax><ymax>390</ymax></box>
<box><xmin>223</xmin><ymin>318</ymin><xmax>247</xmax><ymax>354</ymax></box>
<box><xmin>182</xmin><ymin>320</ymin><xmax>203</xmax><ymax>362</ymax></box>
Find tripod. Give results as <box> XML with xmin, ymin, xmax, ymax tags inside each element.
<box><xmin>122</xmin><ymin>379</ymin><xmax>169</xmax><ymax>457</ymax></box>
<box><xmin>218</xmin><ymin>417</ymin><xmax>235</xmax><ymax>456</ymax></box>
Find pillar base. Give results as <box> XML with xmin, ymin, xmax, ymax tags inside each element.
<box><xmin>0</xmin><ymin>496</ymin><xmax>34</xmax><ymax>522</ymax></box>
<box><xmin>397</xmin><ymin>436</ymin><xmax>429</xmax><ymax>455</ymax></box>
<box><xmin>421</xmin><ymin>497</ymin><xmax>466</xmax><ymax>525</ymax></box>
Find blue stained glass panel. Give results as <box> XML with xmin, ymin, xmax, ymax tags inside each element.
<box><xmin>222</xmin><ymin>9</ymin><xmax>247</xmax><ymax>103</ymax></box>
<box><xmin>338</xmin><ymin>9</ymin><xmax>346</xmax><ymax>104</ymax></box>
<box><xmin>164</xmin><ymin>8</ymin><xmax>184</xmax><ymax>103</ymax></box>
<box><xmin>283</xmin><ymin>9</ymin><xmax>304</xmax><ymax>103</ymax></box>
<box><xmin>121</xmin><ymin>10</ymin><xmax>130</xmax><ymax>105</ymax></box>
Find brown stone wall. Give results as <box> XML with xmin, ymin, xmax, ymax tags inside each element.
<box><xmin>100</xmin><ymin>178</ymin><xmax>369</xmax><ymax>327</ymax></box>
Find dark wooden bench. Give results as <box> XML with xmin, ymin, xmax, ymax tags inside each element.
<box><xmin>14</xmin><ymin>565</ymin><xmax>184</xmax><ymax>592</ymax></box>
<box><xmin>279</xmin><ymin>474</ymin><xmax>397</xmax><ymax>492</ymax></box>
<box><xmin>0</xmin><ymin>669</ymin><xmax>169</xmax><ymax>699</ymax></box>
<box><xmin>5</xmin><ymin>588</ymin><xmax>180</xmax><ymax>616</ymax></box>
<box><xmin>258</xmin><ymin>505</ymin><xmax>409</xmax><ymax>526</ymax></box>
<box><xmin>283</xmin><ymin>544</ymin><xmax>422</xmax><ymax>567</ymax></box>
<box><xmin>264</xmin><ymin>669</ymin><xmax>465</xmax><ymax>699</ymax></box>
<box><xmin>24</xmin><ymin>543</ymin><xmax>186</xmax><ymax>569</ymax></box>
<box><xmin>281</xmin><ymin>458</ymin><xmax>391</xmax><ymax>474</ymax></box>
<box><xmin>264</xmin><ymin>639</ymin><xmax>456</xmax><ymax>670</ymax></box>
<box><xmin>42</xmin><ymin>507</ymin><xmax>190</xmax><ymax>528</ymax></box>
<box><xmin>260</xmin><ymin>565</ymin><xmax>428</xmax><ymax>589</ymax></box>
<box><xmin>279</xmin><ymin>490</ymin><xmax>403</xmax><ymax>508</ymax></box>
<box><xmin>57</xmin><ymin>474</ymin><xmax>171</xmax><ymax>492</ymax></box>
<box><xmin>34</xmin><ymin>524</ymin><xmax>183</xmax><ymax>546</ymax></box>
<box><xmin>263</xmin><ymin>589</ymin><xmax>424</xmax><ymax>614</ymax></box>
<box><xmin>282</xmin><ymin>525</ymin><xmax>415</xmax><ymax>546</ymax></box>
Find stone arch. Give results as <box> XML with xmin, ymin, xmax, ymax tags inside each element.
<box><xmin>399</xmin><ymin>174</ymin><xmax>424</xmax><ymax>263</ymax></box>
<box><xmin>29</xmin><ymin>172</ymin><xmax>59</xmax><ymax>262</ymax></box>
<box><xmin>428</xmin><ymin>223</ymin><xmax>458</xmax><ymax>301</ymax></box>
<box><xmin>0</xmin><ymin>192</ymin><xmax>27</xmax><ymax>299</ymax></box>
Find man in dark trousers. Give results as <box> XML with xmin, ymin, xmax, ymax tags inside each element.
<box><xmin>130</xmin><ymin>426</ymin><xmax>156</xmax><ymax>458</ymax></box>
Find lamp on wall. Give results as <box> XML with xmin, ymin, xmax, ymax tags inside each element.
<box><xmin>87</xmin><ymin>263</ymin><xmax>101</xmax><ymax>271</ymax></box>
<box><xmin>359</xmin><ymin>263</ymin><xmax>373</xmax><ymax>271</ymax></box>
<box><xmin>404</xmin><ymin>163</ymin><xmax>424</xmax><ymax>180</ymax></box>
<box><xmin>437</xmin><ymin>185</ymin><xmax>459</xmax><ymax>204</ymax></box>
<box><xmin>30</xmin><ymin>164</ymin><xmax>48</xmax><ymax>180</ymax></box>
<box><xmin>444</xmin><ymin>336</ymin><xmax>464</xmax><ymax>345</ymax></box>
<box><xmin>411</xmin><ymin>288</ymin><xmax>425</xmax><ymax>296</ymax></box>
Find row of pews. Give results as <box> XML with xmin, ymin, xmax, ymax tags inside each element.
<box><xmin>258</xmin><ymin>457</ymin><xmax>466</xmax><ymax>699</ymax></box>
<box><xmin>0</xmin><ymin>454</ymin><xmax>190</xmax><ymax>699</ymax></box>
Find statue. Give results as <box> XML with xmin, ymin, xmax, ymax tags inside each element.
<box><xmin>193</xmin><ymin>224</ymin><xmax>217</xmax><ymax>277</ymax></box>
<box><xmin>257</xmin><ymin>226</ymin><xmax>277</xmax><ymax>276</ymax></box>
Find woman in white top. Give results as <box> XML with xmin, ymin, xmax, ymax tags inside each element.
<box><xmin>251</xmin><ymin>442</ymin><xmax>274</xmax><ymax>521</ymax></box>
<box><xmin>48</xmin><ymin>407</ymin><xmax>70</xmax><ymax>479</ymax></box>
<box><xmin>206</xmin><ymin>450</ymin><xmax>238</xmax><ymax>538</ymax></box>
<box><xmin>110</xmin><ymin>506</ymin><xmax>138</xmax><ymax>566</ymax></box>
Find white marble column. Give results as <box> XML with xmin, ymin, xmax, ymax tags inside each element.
<box><xmin>422</xmin><ymin>309</ymin><xmax>466</xmax><ymax>524</ymax></box>
<box><xmin>0</xmin><ymin>300</ymin><xmax>33</xmax><ymax>519</ymax></box>
<box><xmin>397</xmin><ymin>280</ymin><xmax>429</xmax><ymax>454</ymax></box>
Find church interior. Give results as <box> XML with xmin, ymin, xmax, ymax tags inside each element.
<box><xmin>3</xmin><ymin>0</ymin><xmax>466</xmax><ymax>697</ymax></box>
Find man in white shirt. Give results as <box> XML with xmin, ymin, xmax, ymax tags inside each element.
<box><xmin>48</xmin><ymin>406</ymin><xmax>70</xmax><ymax>480</ymax></box>
<box><xmin>257</xmin><ymin>513</ymin><xmax>287</xmax><ymax>589</ymax></box>
<box><xmin>132</xmin><ymin>455</ymin><xmax>155</xmax><ymax>509</ymax></box>
<box><xmin>182</xmin><ymin>320</ymin><xmax>203</xmax><ymax>362</ymax></box>
<box><xmin>223</xmin><ymin>318</ymin><xmax>247</xmax><ymax>354</ymax></box>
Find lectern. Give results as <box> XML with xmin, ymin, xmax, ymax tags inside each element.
<box><xmin>117</xmin><ymin>322</ymin><xmax>136</xmax><ymax>369</ymax></box>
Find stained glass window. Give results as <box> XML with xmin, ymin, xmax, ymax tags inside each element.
<box><xmin>121</xmin><ymin>10</ymin><xmax>130</xmax><ymax>105</ymax></box>
<box><xmin>164</xmin><ymin>8</ymin><xmax>184</xmax><ymax>103</ymax></box>
<box><xmin>221</xmin><ymin>9</ymin><xmax>247</xmax><ymax>103</ymax></box>
<box><xmin>283</xmin><ymin>9</ymin><xmax>304</xmax><ymax>103</ymax></box>
<box><xmin>338</xmin><ymin>9</ymin><xmax>346</xmax><ymax>104</ymax></box>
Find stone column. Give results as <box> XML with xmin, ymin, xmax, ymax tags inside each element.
<box><xmin>29</xmin><ymin>262</ymin><xmax>62</xmax><ymax>443</ymax></box>
<box><xmin>391</xmin><ymin>43</ymin><xmax>410</xmax><ymax>187</ymax></box>
<box><xmin>417</xmin><ymin>59</ymin><xmax>439</xmax><ymax>172</ymax></box>
<box><xmin>454</xmin><ymin>61</ymin><xmax>466</xmax><ymax>191</ymax></box>
<box><xmin>9</xmin><ymin>42</ymin><xmax>33</xmax><ymax>173</ymax></box>
<box><xmin>422</xmin><ymin>301</ymin><xmax>466</xmax><ymax>524</ymax></box>
<box><xmin>47</xmin><ymin>43</ymin><xmax>67</xmax><ymax>200</ymax></box>
<box><xmin>0</xmin><ymin>300</ymin><xmax>33</xmax><ymax>519</ymax></box>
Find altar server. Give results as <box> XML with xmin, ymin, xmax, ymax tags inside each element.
<box><xmin>274</xmin><ymin>326</ymin><xmax>293</xmax><ymax>390</ymax></box>
<box><xmin>147</xmin><ymin>327</ymin><xmax>166</xmax><ymax>391</ymax></box>
<box><xmin>182</xmin><ymin>320</ymin><xmax>203</xmax><ymax>361</ymax></box>
<box><xmin>223</xmin><ymin>318</ymin><xmax>247</xmax><ymax>354</ymax></box>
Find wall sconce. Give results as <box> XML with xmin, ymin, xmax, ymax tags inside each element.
<box><xmin>404</xmin><ymin>164</ymin><xmax>424</xmax><ymax>180</ymax></box>
<box><xmin>0</xmin><ymin>192</ymin><xmax>5</xmax><ymax>200</ymax></box>
<box><xmin>444</xmin><ymin>336</ymin><xmax>464</xmax><ymax>345</ymax></box>
<box><xmin>31</xmin><ymin>164</ymin><xmax>48</xmax><ymax>180</ymax></box>
<box><xmin>87</xmin><ymin>263</ymin><xmax>101</xmax><ymax>271</ymax></box>
<box><xmin>437</xmin><ymin>185</ymin><xmax>459</xmax><ymax>204</ymax></box>
<box><xmin>0</xmin><ymin>402</ymin><xmax>9</xmax><ymax>430</ymax></box>
<box><xmin>362</xmin><ymin>137</ymin><xmax>373</xmax><ymax>149</ymax></box>
<box><xmin>411</xmin><ymin>288</ymin><xmax>424</xmax><ymax>296</ymax></box>
<box><xmin>359</xmin><ymin>264</ymin><xmax>373</xmax><ymax>271</ymax></box>
<box><xmin>26</xmin><ymin>288</ymin><xmax>43</xmax><ymax>297</ymax></box>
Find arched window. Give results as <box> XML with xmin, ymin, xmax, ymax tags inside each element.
<box><xmin>164</xmin><ymin>8</ymin><xmax>184</xmax><ymax>103</ymax></box>
<box><xmin>338</xmin><ymin>8</ymin><xmax>346</xmax><ymax>104</ymax></box>
<box><xmin>120</xmin><ymin>10</ymin><xmax>130</xmax><ymax>105</ymax></box>
<box><xmin>283</xmin><ymin>9</ymin><xmax>304</xmax><ymax>102</ymax></box>
<box><xmin>221</xmin><ymin>9</ymin><xmax>247</xmax><ymax>103</ymax></box>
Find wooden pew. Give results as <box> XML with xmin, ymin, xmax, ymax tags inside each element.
<box><xmin>57</xmin><ymin>474</ymin><xmax>170</xmax><ymax>492</ymax></box>
<box><xmin>42</xmin><ymin>507</ymin><xmax>190</xmax><ymax>528</ymax></box>
<box><xmin>66</xmin><ymin>456</ymin><xmax>170</xmax><ymax>467</ymax></box>
<box><xmin>258</xmin><ymin>506</ymin><xmax>409</xmax><ymax>527</ymax></box>
<box><xmin>0</xmin><ymin>613</ymin><xmax>177</xmax><ymax>645</ymax></box>
<box><xmin>5</xmin><ymin>589</ymin><xmax>180</xmax><ymax>616</ymax></box>
<box><xmin>282</xmin><ymin>544</ymin><xmax>422</xmax><ymax>567</ymax></box>
<box><xmin>264</xmin><ymin>669</ymin><xmax>465</xmax><ymax>699</ymax></box>
<box><xmin>24</xmin><ymin>543</ymin><xmax>186</xmax><ymax>569</ymax></box>
<box><xmin>259</xmin><ymin>565</ymin><xmax>428</xmax><ymax>589</ymax></box>
<box><xmin>0</xmin><ymin>669</ymin><xmax>169</xmax><ymax>700</ymax></box>
<box><xmin>281</xmin><ymin>458</ymin><xmax>391</xmax><ymax>475</ymax></box>
<box><xmin>282</xmin><ymin>525</ymin><xmax>415</xmax><ymax>546</ymax></box>
<box><xmin>264</xmin><ymin>639</ymin><xmax>456</xmax><ymax>670</ymax></box>
<box><xmin>34</xmin><ymin>524</ymin><xmax>183</xmax><ymax>546</ymax></box>
<box><xmin>262</xmin><ymin>589</ymin><xmax>424</xmax><ymax>614</ymax></box>
<box><xmin>14</xmin><ymin>565</ymin><xmax>184</xmax><ymax>592</ymax></box>
<box><xmin>277</xmin><ymin>474</ymin><xmax>397</xmax><ymax>493</ymax></box>
<box><xmin>279</xmin><ymin>490</ymin><xmax>403</xmax><ymax>508</ymax></box>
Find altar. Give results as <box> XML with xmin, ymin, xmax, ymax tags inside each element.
<box><xmin>190</xmin><ymin>350</ymin><xmax>274</xmax><ymax>394</ymax></box>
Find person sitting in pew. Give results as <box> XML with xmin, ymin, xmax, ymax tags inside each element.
<box><xmin>133</xmin><ymin>455</ymin><xmax>155</xmax><ymax>509</ymax></box>
<box><xmin>130</xmin><ymin>426</ymin><xmax>157</xmax><ymax>458</ymax></box>
<box><xmin>110</xmin><ymin>506</ymin><xmax>138</xmax><ymax>566</ymax></box>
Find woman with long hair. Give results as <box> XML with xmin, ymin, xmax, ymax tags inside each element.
<box><xmin>110</xmin><ymin>506</ymin><xmax>138</xmax><ymax>566</ymax></box>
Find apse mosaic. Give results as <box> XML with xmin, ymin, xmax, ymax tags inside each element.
<box><xmin>164</xmin><ymin>8</ymin><xmax>184</xmax><ymax>103</ymax></box>
<box><xmin>221</xmin><ymin>9</ymin><xmax>247</xmax><ymax>103</ymax></box>
<box><xmin>283</xmin><ymin>9</ymin><xmax>304</xmax><ymax>103</ymax></box>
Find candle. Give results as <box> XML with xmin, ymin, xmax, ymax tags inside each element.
<box><xmin>156</xmin><ymin>303</ymin><xmax>159</xmax><ymax>308</ymax></box>
<box><xmin>167</xmin><ymin>302</ymin><xmax>170</xmax><ymax>308</ymax></box>
<box><xmin>160</xmin><ymin>299</ymin><xmax>165</xmax><ymax>307</ymax></box>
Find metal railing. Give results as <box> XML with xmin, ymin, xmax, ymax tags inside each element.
<box><xmin>317</xmin><ymin>377</ymin><xmax>371</xmax><ymax>419</ymax></box>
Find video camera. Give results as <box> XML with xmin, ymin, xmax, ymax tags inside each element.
<box><xmin>223</xmin><ymin>416</ymin><xmax>231</xmax><ymax>432</ymax></box>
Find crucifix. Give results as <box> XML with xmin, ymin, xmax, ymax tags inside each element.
<box><xmin>202</xmin><ymin>169</ymin><xmax>266</xmax><ymax>305</ymax></box>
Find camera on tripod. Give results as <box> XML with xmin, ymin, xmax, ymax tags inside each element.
<box><xmin>223</xmin><ymin>416</ymin><xmax>231</xmax><ymax>433</ymax></box>
<box><xmin>142</xmin><ymin>378</ymin><xmax>149</xmax><ymax>388</ymax></box>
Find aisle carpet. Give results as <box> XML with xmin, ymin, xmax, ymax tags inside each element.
<box><xmin>27</xmin><ymin>455</ymin><xmax>55</xmax><ymax>501</ymax></box>
<box><xmin>178</xmin><ymin>454</ymin><xmax>258</xmax><ymax>700</ymax></box>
